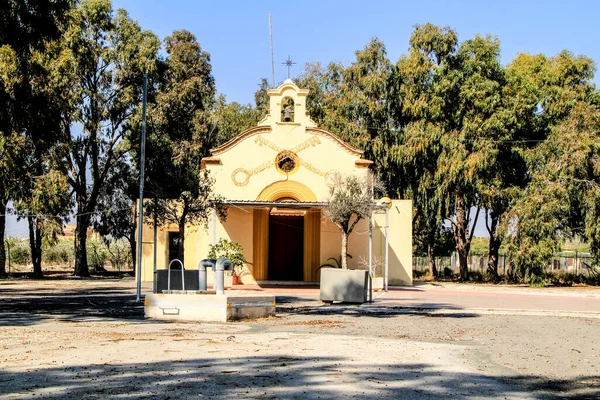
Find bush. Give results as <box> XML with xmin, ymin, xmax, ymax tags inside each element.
<box><xmin>208</xmin><ymin>239</ymin><xmax>246</xmax><ymax>275</ymax></box>
<box><xmin>468</xmin><ymin>270</ymin><xmax>484</xmax><ymax>282</ymax></box>
<box><xmin>443</xmin><ymin>267</ymin><xmax>455</xmax><ymax>279</ymax></box>
<box><xmin>10</xmin><ymin>243</ymin><xmax>31</xmax><ymax>265</ymax></box>
<box><xmin>87</xmin><ymin>240</ymin><xmax>109</xmax><ymax>271</ymax></box>
<box><xmin>43</xmin><ymin>241</ymin><xmax>72</xmax><ymax>265</ymax></box>
<box><xmin>413</xmin><ymin>269</ymin><xmax>430</xmax><ymax>279</ymax></box>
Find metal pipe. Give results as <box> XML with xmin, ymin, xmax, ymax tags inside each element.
<box><xmin>135</xmin><ymin>74</ymin><xmax>148</xmax><ymax>302</ymax></box>
<box><xmin>269</xmin><ymin>13</ymin><xmax>275</xmax><ymax>88</ymax></box>
<box><xmin>368</xmin><ymin>213</ymin><xmax>373</xmax><ymax>303</ymax></box>
<box><xmin>199</xmin><ymin>259</ymin><xmax>216</xmax><ymax>291</ymax></box>
<box><xmin>215</xmin><ymin>257</ymin><xmax>232</xmax><ymax>295</ymax></box>
<box><xmin>167</xmin><ymin>259</ymin><xmax>185</xmax><ymax>292</ymax></box>
<box><xmin>384</xmin><ymin>207</ymin><xmax>389</xmax><ymax>292</ymax></box>
<box><xmin>152</xmin><ymin>206</ymin><xmax>157</xmax><ymax>294</ymax></box>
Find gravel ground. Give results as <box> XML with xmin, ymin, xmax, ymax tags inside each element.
<box><xmin>0</xmin><ymin>278</ymin><xmax>598</xmax><ymax>399</ymax></box>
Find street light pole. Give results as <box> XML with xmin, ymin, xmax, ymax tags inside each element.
<box><xmin>136</xmin><ymin>74</ymin><xmax>148</xmax><ymax>303</ymax></box>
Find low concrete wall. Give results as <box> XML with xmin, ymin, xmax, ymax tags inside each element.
<box><xmin>144</xmin><ymin>293</ymin><xmax>276</xmax><ymax>322</ymax></box>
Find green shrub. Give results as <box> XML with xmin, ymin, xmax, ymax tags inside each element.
<box><xmin>208</xmin><ymin>239</ymin><xmax>246</xmax><ymax>274</ymax></box>
<box><xmin>10</xmin><ymin>243</ymin><xmax>31</xmax><ymax>265</ymax></box>
<box><xmin>443</xmin><ymin>267</ymin><xmax>455</xmax><ymax>279</ymax></box>
<box><xmin>468</xmin><ymin>270</ymin><xmax>484</xmax><ymax>282</ymax></box>
<box><xmin>413</xmin><ymin>269</ymin><xmax>430</xmax><ymax>279</ymax></box>
<box><xmin>43</xmin><ymin>241</ymin><xmax>72</xmax><ymax>265</ymax></box>
<box><xmin>87</xmin><ymin>240</ymin><xmax>109</xmax><ymax>270</ymax></box>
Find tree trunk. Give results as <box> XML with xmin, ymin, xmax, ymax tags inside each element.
<box><xmin>0</xmin><ymin>200</ymin><xmax>6</xmax><ymax>276</ymax></box>
<box><xmin>130</xmin><ymin>204</ymin><xmax>136</xmax><ymax>274</ymax></box>
<box><xmin>427</xmin><ymin>243</ymin><xmax>437</xmax><ymax>279</ymax></box>
<box><xmin>426</xmin><ymin>228</ymin><xmax>437</xmax><ymax>278</ymax></box>
<box><xmin>74</xmin><ymin>209</ymin><xmax>90</xmax><ymax>277</ymax></box>
<box><xmin>340</xmin><ymin>231</ymin><xmax>349</xmax><ymax>269</ymax></box>
<box><xmin>453</xmin><ymin>195</ymin><xmax>470</xmax><ymax>281</ymax></box>
<box><xmin>28</xmin><ymin>217</ymin><xmax>43</xmax><ymax>279</ymax></box>
<box><xmin>487</xmin><ymin>211</ymin><xmax>501</xmax><ymax>279</ymax></box>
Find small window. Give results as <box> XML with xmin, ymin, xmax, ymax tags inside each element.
<box><xmin>168</xmin><ymin>231</ymin><xmax>181</xmax><ymax>263</ymax></box>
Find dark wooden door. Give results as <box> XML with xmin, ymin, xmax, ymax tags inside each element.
<box><xmin>268</xmin><ymin>215</ymin><xmax>304</xmax><ymax>280</ymax></box>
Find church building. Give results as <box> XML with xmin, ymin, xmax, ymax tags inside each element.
<box><xmin>139</xmin><ymin>80</ymin><xmax>412</xmax><ymax>286</ymax></box>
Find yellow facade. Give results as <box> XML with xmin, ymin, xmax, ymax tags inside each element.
<box><xmin>140</xmin><ymin>79</ymin><xmax>413</xmax><ymax>285</ymax></box>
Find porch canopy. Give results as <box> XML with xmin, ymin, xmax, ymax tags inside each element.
<box><xmin>219</xmin><ymin>199</ymin><xmax>392</xmax><ymax>293</ymax></box>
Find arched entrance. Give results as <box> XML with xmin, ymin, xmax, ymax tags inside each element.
<box><xmin>252</xmin><ymin>181</ymin><xmax>321</xmax><ymax>282</ymax></box>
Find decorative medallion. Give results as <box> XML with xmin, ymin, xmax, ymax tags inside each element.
<box><xmin>231</xmin><ymin>168</ymin><xmax>251</xmax><ymax>187</ymax></box>
<box><xmin>231</xmin><ymin>135</ymin><xmax>329</xmax><ymax>186</ymax></box>
<box><xmin>275</xmin><ymin>150</ymin><xmax>299</xmax><ymax>174</ymax></box>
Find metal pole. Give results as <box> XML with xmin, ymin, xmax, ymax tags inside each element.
<box><xmin>384</xmin><ymin>208</ymin><xmax>389</xmax><ymax>292</ymax></box>
<box><xmin>368</xmin><ymin>213</ymin><xmax>373</xmax><ymax>302</ymax></box>
<box><xmin>269</xmin><ymin>13</ymin><xmax>275</xmax><ymax>88</ymax></box>
<box><xmin>152</xmin><ymin>205</ymin><xmax>157</xmax><ymax>294</ymax></box>
<box><xmin>136</xmin><ymin>74</ymin><xmax>148</xmax><ymax>303</ymax></box>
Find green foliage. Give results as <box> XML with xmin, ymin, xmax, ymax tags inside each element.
<box><xmin>318</xmin><ymin>254</ymin><xmax>352</xmax><ymax>270</ymax></box>
<box><xmin>43</xmin><ymin>240</ymin><xmax>72</xmax><ymax>265</ymax></box>
<box><xmin>8</xmin><ymin>240</ymin><xmax>31</xmax><ymax>265</ymax></box>
<box><xmin>212</xmin><ymin>95</ymin><xmax>262</xmax><ymax>145</ymax></box>
<box><xmin>208</xmin><ymin>239</ymin><xmax>246</xmax><ymax>275</ymax></box>
<box><xmin>63</xmin><ymin>0</ymin><xmax>160</xmax><ymax>277</ymax></box>
<box><xmin>469</xmin><ymin>237</ymin><xmax>490</xmax><ymax>256</ymax></box>
<box><xmin>324</xmin><ymin>173</ymin><xmax>380</xmax><ymax>269</ymax></box>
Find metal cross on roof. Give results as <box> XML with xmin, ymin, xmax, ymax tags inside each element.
<box><xmin>282</xmin><ymin>56</ymin><xmax>296</xmax><ymax>79</ymax></box>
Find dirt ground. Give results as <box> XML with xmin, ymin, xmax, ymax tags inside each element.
<box><xmin>0</xmin><ymin>278</ymin><xmax>598</xmax><ymax>399</ymax></box>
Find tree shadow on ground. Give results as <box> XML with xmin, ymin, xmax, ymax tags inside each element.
<box><xmin>0</xmin><ymin>355</ymin><xmax>597</xmax><ymax>399</ymax></box>
<box><xmin>0</xmin><ymin>284</ymin><xmax>143</xmax><ymax>325</ymax></box>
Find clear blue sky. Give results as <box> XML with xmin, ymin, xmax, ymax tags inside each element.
<box><xmin>115</xmin><ymin>0</ymin><xmax>599</xmax><ymax>104</ymax></box>
<box><xmin>6</xmin><ymin>0</ymin><xmax>599</xmax><ymax>237</ymax></box>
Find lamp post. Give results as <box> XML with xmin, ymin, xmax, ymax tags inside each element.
<box><xmin>135</xmin><ymin>74</ymin><xmax>148</xmax><ymax>303</ymax></box>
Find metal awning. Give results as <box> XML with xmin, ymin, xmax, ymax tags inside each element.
<box><xmin>222</xmin><ymin>200</ymin><xmax>390</xmax><ymax>210</ymax></box>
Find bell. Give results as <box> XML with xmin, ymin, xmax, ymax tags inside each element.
<box><xmin>283</xmin><ymin>108</ymin><xmax>292</xmax><ymax>122</ymax></box>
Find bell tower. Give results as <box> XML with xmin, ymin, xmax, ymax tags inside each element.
<box><xmin>257</xmin><ymin>79</ymin><xmax>316</xmax><ymax>128</ymax></box>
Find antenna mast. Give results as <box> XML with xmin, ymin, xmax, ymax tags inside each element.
<box><xmin>269</xmin><ymin>12</ymin><xmax>275</xmax><ymax>88</ymax></box>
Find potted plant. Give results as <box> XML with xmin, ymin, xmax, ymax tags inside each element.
<box><xmin>320</xmin><ymin>173</ymin><xmax>380</xmax><ymax>303</ymax></box>
<box><xmin>208</xmin><ymin>239</ymin><xmax>246</xmax><ymax>285</ymax></box>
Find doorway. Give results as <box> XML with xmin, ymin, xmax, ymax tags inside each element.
<box><xmin>167</xmin><ymin>231</ymin><xmax>181</xmax><ymax>263</ymax></box>
<box><xmin>268</xmin><ymin>214</ymin><xmax>304</xmax><ymax>280</ymax></box>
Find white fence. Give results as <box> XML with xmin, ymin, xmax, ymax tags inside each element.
<box><xmin>414</xmin><ymin>253</ymin><xmax>595</xmax><ymax>276</ymax></box>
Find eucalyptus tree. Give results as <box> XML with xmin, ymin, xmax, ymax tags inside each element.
<box><xmin>503</xmin><ymin>51</ymin><xmax>600</xmax><ymax>280</ymax></box>
<box><xmin>63</xmin><ymin>0</ymin><xmax>159</xmax><ymax>276</ymax></box>
<box><xmin>142</xmin><ymin>30</ymin><xmax>224</xmax><ymax>265</ymax></box>
<box><xmin>212</xmin><ymin>95</ymin><xmax>263</xmax><ymax>145</ymax></box>
<box><xmin>93</xmin><ymin>158</ymin><xmax>137</xmax><ymax>271</ymax></box>
<box><xmin>393</xmin><ymin>24</ymin><xmax>458</xmax><ymax>277</ymax></box>
<box><xmin>0</xmin><ymin>0</ymin><xmax>74</xmax><ymax>276</ymax></box>
<box><xmin>320</xmin><ymin>39</ymin><xmax>404</xmax><ymax>196</ymax></box>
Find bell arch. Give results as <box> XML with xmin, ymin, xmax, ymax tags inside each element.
<box><xmin>256</xmin><ymin>180</ymin><xmax>318</xmax><ymax>202</ymax></box>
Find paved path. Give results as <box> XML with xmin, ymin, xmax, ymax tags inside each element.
<box><xmin>241</xmin><ymin>282</ymin><xmax>600</xmax><ymax>316</ymax></box>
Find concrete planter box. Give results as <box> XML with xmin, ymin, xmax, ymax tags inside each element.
<box><xmin>319</xmin><ymin>268</ymin><xmax>368</xmax><ymax>304</ymax></box>
<box><xmin>372</xmin><ymin>276</ymin><xmax>384</xmax><ymax>291</ymax></box>
<box><xmin>144</xmin><ymin>293</ymin><xmax>276</xmax><ymax>322</ymax></box>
